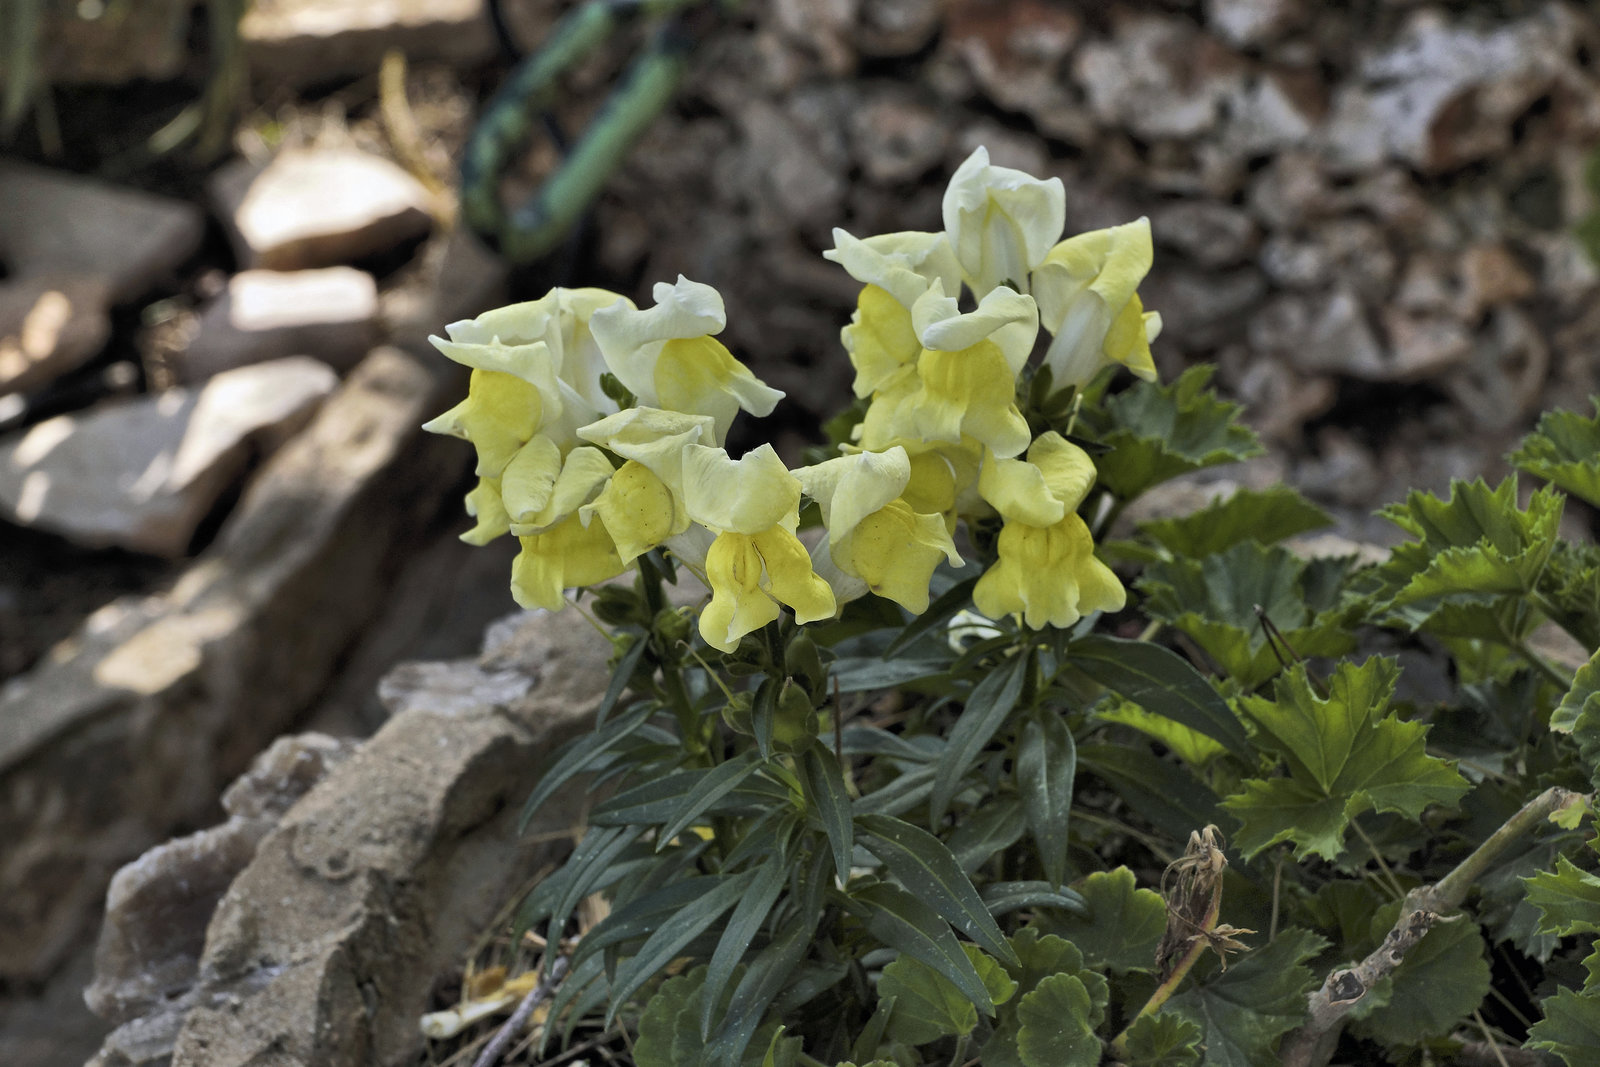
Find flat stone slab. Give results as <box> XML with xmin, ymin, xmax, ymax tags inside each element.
<box><xmin>242</xmin><ymin>0</ymin><xmax>496</xmax><ymax>87</ymax></box>
<box><xmin>0</xmin><ymin>348</ymin><xmax>455</xmax><ymax>982</ymax></box>
<box><xmin>0</xmin><ymin>274</ymin><xmax>112</xmax><ymax>397</ymax></box>
<box><xmin>174</xmin><ymin>268</ymin><xmax>379</xmax><ymax>382</ymax></box>
<box><xmin>211</xmin><ymin>148</ymin><xmax>433</xmax><ymax>271</ymax></box>
<box><xmin>0</xmin><ymin>356</ymin><xmax>338</xmax><ymax>556</ymax></box>
<box><xmin>0</xmin><ymin>160</ymin><xmax>204</xmax><ymax>304</ymax></box>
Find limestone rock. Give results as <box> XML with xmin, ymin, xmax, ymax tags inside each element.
<box><xmin>211</xmin><ymin>149</ymin><xmax>434</xmax><ymax>271</ymax></box>
<box><xmin>0</xmin><ymin>357</ymin><xmax>338</xmax><ymax>557</ymax></box>
<box><xmin>0</xmin><ymin>348</ymin><xmax>454</xmax><ymax>983</ymax></box>
<box><xmin>241</xmin><ymin>0</ymin><xmax>496</xmax><ymax>88</ymax></box>
<box><xmin>1073</xmin><ymin>15</ymin><xmax>1245</xmax><ymax>140</ymax></box>
<box><xmin>1457</xmin><ymin>242</ymin><xmax>1534</xmax><ymax>320</ymax></box>
<box><xmin>848</xmin><ymin>86</ymin><xmax>949</xmax><ymax>185</ymax></box>
<box><xmin>1152</xmin><ymin>201</ymin><xmax>1259</xmax><ymax>268</ymax></box>
<box><xmin>174</xmin><ymin>268</ymin><xmax>379</xmax><ymax>383</ymax></box>
<box><xmin>944</xmin><ymin>0</ymin><xmax>1087</xmax><ymax>142</ymax></box>
<box><xmin>0</xmin><ymin>160</ymin><xmax>203</xmax><ymax>304</ymax></box>
<box><xmin>1382</xmin><ymin>310</ymin><xmax>1474</xmax><ymax>381</ymax></box>
<box><xmin>0</xmin><ymin>275</ymin><xmax>112</xmax><ymax>397</ymax></box>
<box><xmin>1205</xmin><ymin>0</ymin><xmax>1306</xmax><ymax>48</ymax></box>
<box><xmin>1249</xmin><ymin>288</ymin><xmax>1386</xmax><ymax>379</ymax></box>
<box><xmin>84</xmin><ymin>735</ymin><xmax>357</xmax><ymax>1028</ymax></box>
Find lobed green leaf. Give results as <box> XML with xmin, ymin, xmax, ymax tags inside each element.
<box><xmin>1137</xmin><ymin>485</ymin><xmax>1332</xmax><ymax>559</ymax></box>
<box><xmin>1510</xmin><ymin>398</ymin><xmax>1600</xmax><ymax>508</ymax></box>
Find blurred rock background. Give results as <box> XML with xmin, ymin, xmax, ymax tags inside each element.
<box><xmin>1</xmin><ymin>0</ymin><xmax>1598</xmax><ymax>1063</ymax></box>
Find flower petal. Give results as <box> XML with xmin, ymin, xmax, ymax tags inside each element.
<box><xmin>700</xmin><ymin>531</ymin><xmax>783</xmax><ymax>652</ymax></box>
<box><xmin>510</xmin><ymin>513</ymin><xmax>626</xmax><ymax>611</ymax></box>
<box><xmin>823</xmin><ymin>228</ymin><xmax>961</xmax><ymax>311</ymax></box>
<box><xmin>509</xmin><ymin>445</ymin><xmax>615</xmax><ymax>534</ymax></box>
<box><xmin>753</xmin><ymin>526</ymin><xmax>836</xmax><ymax>624</ymax></box>
<box><xmin>461</xmin><ymin>477</ymin><xmax>510</xmax><ymax>546</ymax></box>
<box><xmin>681</xmin><ymin>444</ymin><xmax>801</xmax><ymax>534</ymax></box>
<box><xmin>795</xmin><ymin>447</ymin><xmax>910</xmax><ymax>543</ymax></box>
<box><xmin>582</xmin><ymin>459</ymin><xmax>687</xmax><ymax>563</ymax></box>
<box><xmin>834</xmin><ymin>499</ymin><xmax>960</xmax><ymax>614</ymax></box>
<box><xmin>941</xmin><ymin>146</ymin><xmax>1066</xmax><ymax>297</ymax></box>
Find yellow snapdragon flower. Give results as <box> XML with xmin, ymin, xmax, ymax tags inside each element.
<box><xmin>577</xmin><ymin>407</ymin><xmax>717</xmax><ymax>563</ymax></box>
<box><xmin>1033</xmin><ymin>218</ymin><xmax>1162</xmax><ymax>388</ymax></box>
<box><xmin>680</xmin><ymin>444</ymin><xmax>835</xmax><ymax>652</ymax></box>
<box><xmin>972</xmin><ymin>432</ymin><xmax>1125</xmax><ymax>628</ymax></box>
<box><xmin>942</xmin><ymin>146</ymin><xmax>1066</xmax><ymax>298</ymax></box>
<box><xmin>796</xmin><ymin>447</ymin><xmax>961</xmax><ymax>613</ymax></box>
<box><xmin>858</xmin><ymin>281</ymin><xmax>1038</xmax><ymax>460</ymax></box>
<box><xmin>824</xmin><ymin>228</ymin><xmax>961</xmax><ymax>398</ymax></box>
<box><xmin>589</xmin><ymin>276</ymin><xmax>784</xmax><ymax>444</ymax></box>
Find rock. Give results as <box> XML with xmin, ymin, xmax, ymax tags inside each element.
<box><xmin>944</xmin><ymin>0</ymin><xmax>1087</xmax><ymax>142</ymax></box>
<box><xmin>211</xmin><ymin>149</ymin><xmax>434</xmax><ymax>271</ymax></box>
<box><xmin>1073</xmin><ymin>15</ymin><xmax>1245</xmax><ymax>140</ymax></box>
<box><xmin>1140</xmin><ymin>266</ymin><xmax>1267</xmax><ymax>351</ymax></box>
<box><xmin>84</xmin><ymin>609</ymin><xmax>610</xmax><ymax>1067</ymax></box>
<box><xmin>240</xmin><ymin>0</ymin><xmax>496</xmax><ymax>88</ymax></box>
<box><xmin>1205</xmin><ymin>0</ymin><xmax>1306</xmax><ymax>48</ymax></box>
<box><xmin>84</xmin><ymin>735</ymin><xmax>357</xmax><ymax>1029</ymax></box>
<box><xmin>1260</xmin><ymin>234</ymin><xmax>1331</xmax><ymax>289</ymax></box>
<box><xmin>1296</xmin><ymin>427</ymin><xmax>1382</xmax><ymax>510</ymax></box>
<box><xmin>1231</xmin><ymin>358</ymin><xmax>1337</xmax><ymax>442</ymax></box>
<box><xmin>773</xmin><ymin>0</ymin><xmax>856</xmax><ymax>74</ymax></box>
<box><xmin>0</xmin><ymin>160</ymin><xmax>204</xmax><ymax>304</ymax></box>
<box><xmin>853</xmin><ymin>0</ymin><xmax>942</xmax><ymax>57</ymax></box>
<box><xmin>31</xmin><ymin>0</ymin><xmax>192</xmax><ymax>85</ymax></box>
<box><xmin>1444</xmin><ymin>306</ymin><xmax>1551</xmax><ymax>430</ymax></box>
<box><xmin>1457</xmin><ymin>242</ymin><xmax>1534</xmax><ymax>320</ymax></box>
<box><xmin>1319</xmin><ymin>8</ymin><xmax>1579</xmax><ymax>173</ymax></box>
<box><xmin>1381</xmin><ymin>310</ymin><xmax>1473</xmax><ymax>381</ymax></box>
<box><xmin>1152</xmin><ymin>202</ymin><xmax>1259</xmax><ymax>268</ymax></box>
<box><xmin>1249</xmin><ymin>288</ymin><xmax>1386</xmax><ymax>379</ymax></box>
<box><xmin>174</xmin><ymin>268</ymin><xmax>379</xmax><ymax>383</ymax></box>
<box><xmin>734</xmin><ymin>97</ymin><xmax>849</xmax><ymax>234</ymax></box>
<box><xmin>848</xmin><ymin>85</ymin><xmax>949</xmax><ymax>184</ymax></box>
<box><xmin>0</xmin><ymin>357</ymin><xmax>338</xmax><ymax>557</ymax></box>
<box><xmin>0</xmin><ymin>348</ymin><xmax>454</xmax><ymax>984</ymax></box>
<box><xmin>1246</xmin><ymin>151</ymin><xmax>1333</xmax><ymax>229</ymax></box>
<box><xmin>0</xmin><ymin>275</ymin><xmax>112</xmax><ymax>397</ymax></box>
<box><xmin>1222</xmin><ymin>68</ymin><xmax>1325</xmax><ymax>155</ymax></box>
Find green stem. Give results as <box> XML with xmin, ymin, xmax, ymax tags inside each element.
<box><xmin>1109</xmin><ymin>891</ymin><xmax>1222</xmax><ymax>1059</ymax></box>
<box><xmin>1513</xmin><ymin>637</ymin><xmax>1573</xmax><ymax>691</ymax></box>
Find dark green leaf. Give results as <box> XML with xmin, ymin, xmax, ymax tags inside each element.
<box><xmin>1168</xmin><ymin>928</ymin><xmax>1326</xmax><ymax>1067</ymax></box>
<box><xmin>1121</xmin><ymin>1013</ymin><xmax>1203</xmax><ymax>1066</ymax></box>
<box><xmin>1077</xmin><ymin>743</ymin><xmax>1227</xmax><ymax>844</ymax></box>
<box><xmin>1528</xmin><ymin>987</ymin><xmax>1600</xmax><ymax>1067</ymax></box>
<box><xmin>709</xmin><ymin>896</ymin><xmax>819</xmax><ymax>1066</ymax></box>
<box><xmin>659</xmin><ymin>750</ymin><xmax>765</xmax><ymax>848</ymax></box>
<box><xmin>800</xmin><ymin>743</ymin><xmax>855</xmax><ymax>883</ymax></box>
<box><xmin>881</xmin><ymin>575</ymin><xmax>981</xmax><ymax>659</ymax></box>
<box><xmin>849</xmin><ymin>995</ymin><xmax>896</xmax><ymax>1065</ymax></box>
<box><xmin>852</xmin><ymin>764</ymin><xmax>938</xmax><ymax>817</ymax></box>
<box><xmin>571</xmin><ymin>875</ymin><xmax>728</xmax><ymax>973</ymax></box>
<box><xmin>932</xmin><ymin>652</ymin><xmax>1030</xmax><ymax>824</ymax></box>
<box><xmin>1351</xmin><ymin>911</ymin><xmax>1489</xmax><ymax>1046</ymax></box>
<box><xmin>1525</xmin><ymin>856</ymin><xmax>1600</xmax><ymax>937</ymax></box>
<box><xmin>981</xmin><ymin>881</ymin><xmax>1088</xmax><ymax>918</ymax></box>
<box><xmin>851</xmin><ymin>882</ymin><xmax>995</xmax><ymax>1013</ymax></box>
<box><xmin>701</xmin><ymin>857</ymin><xmax>789</xmax><ymax>1039</ymax></box>
<box><xmin>597</xmin><ymin>629</ymin><xmax>650</xmax><ymax>725</ymax></box>
<box><xmin>1552</xmin><ymin>648</ymin><xmax>1600</xmax><ymax>792</ymax></box>
<box><xmin>949</xmin><ymin>797</ymin><xmax>1027</xmax><ymax>875</ymax></box>
<box><xmin>878</xmin><ymin>945</ymin><xmax>1017</xmax><ymax>1045</ymax></box>
<box><xmin>1069</xmin><ymin>635</ymin><xmax>1251</xmax><ymax>757</ymax></box>
<box><xmin>1015</xmin><ymin>973</ymin><xmax>1101</xmax><ymax>1067</ymax></box>
<box><xmin>518</xmin><ymin>825</ymin><xmax>642</xmax><ymax>945</ymax></box>
<box><xmin>1041</xmin><ymin>867</ymin><xmax>1167</xmax><ymax>972</ymax></box>
<box><xmin>1137</xmin><ymin>485</ymin><xmax>1332</xmax><ymax>558</ymax></box>
<box><xmin>830</xmin><ymin>657</ymin><xmax>953</xmax><ymax>693</ymax></box>
<box><xmin>856</xmin><ymin>812</ymin><xmax>1018</xmax><ymax>966</ymax></box>
<box><xmin>590</xmin><ymin>771</ymin><xmax>702</xmax><ymax>826</ymax></box>
<box><xmin>1017</xmin><ymin>708</ymin><xmax>1076</xmax><ymax>886</ymax></box>
<box><xmin>521</xmin><ymin>703</ymin><xmax>657</xmax><ymax>831</ymax></box>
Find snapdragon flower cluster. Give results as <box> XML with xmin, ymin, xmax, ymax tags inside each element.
<box><xmin>424</xmin><ymin>147</ymin><xmax>1161</xmax><ymax>649</ymax></box>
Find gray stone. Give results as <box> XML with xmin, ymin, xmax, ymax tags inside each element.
<box><xmin>241</xmin><ymin>0</ymin><xmax>496</xmax><ymax>88</ymax></box>
<box><xmin>1250</xmin><ymin>289</ymin><xmax>1386</xmax><ymax>379</ymax></box>
<box><xmin>0</xmin><ymin>275</ymin><xmax>111</xmax><ymax>396</ymax></box>
<box><xmin>1205</xmin><ymin>0</ymin><xmax>1306</xmax><ymax>48</ymax></box>
<box><xmin>1382</xmin><ymin>310</ymin><xmax>1473</xmax><ymax>381</ymax></box>
<box><xmin>1141</xmin><ymin>266</ymin><xmax>1267</xmax><ymax>351</ymax></box>
<box><xmin>0</xmin><ymin>357</ymin><xmax>338</xmax><ymax>557</ymax></box>
<box><xmin>1221</xmin><ymin>69</ymin><xmax>1325</xmax><ymax>155</ymax></box>
<box><xmin>943</xmin><ymin>1</ymin><xmax>1087</xmax><ymax>142</ymax></box>
<box><xmin>0</xmin><ymin>348</ymin><xmax>455</xmax><ymax>983</ymax></box>
<box><xmin>0</xmin><ymin>160</ymin><xmax>204</xmax><ymax>304</ymax></box>
<box><xmin>211</xmin><ymin>149</ymin><xmax>434</xmax><ymax>271</ymax></box>
<box><xmin>1073</xmin><ymin>15</ymin><xmax>1245</xmax><ymax>140</ymax></box>
<box><xmin>1152</xmin><ymin>202</ymin><xmax>1259</xmax><ymax>268</ymax></box>
<box><xmin>848</xmin><ymin>86</ymin><xmax>949</xmax><ymax>184</ymax></box>
<box><xmin>175</xmin><ymin>268</ymin><xmax>379</xmax><ymax>383</ymax></box>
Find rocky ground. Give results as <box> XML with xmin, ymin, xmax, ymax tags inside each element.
<box><xmin>2</xmin><ymin>0</ymin><xmax>1599</xmax><ymax>1064</ymax></box>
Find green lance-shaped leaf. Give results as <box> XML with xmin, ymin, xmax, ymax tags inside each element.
<box><xmin>980</xmin><ymin>880</ymin><xmax>1087</xmax><ymax>918</ymax></box>
<box><xmin>1069</xmin><ymin>634</ymin><xmax>1251</xmax><ymax>757</ymax></box>
<box><xmin>604</xmin><ymin>870</ymin><xmax>759</xmax><ymax>1025</ymax></box>
<box><xmin>1529</xmin><ymin>987</ymin><xmax>1600</xmax><ymax>1067</ymax></box>
<box><xmin>1084</xmin><ymin>365</ymin><xmax>1263</xmax><ymax>501</ymax></box>
<box><xmin>1077</xmin><ymin>743</ymin><xmax>1227</xmax><ymax>845</ymax></box>
<box><xmin>596</xmin><ymin>628</ymin><xmax>650</xmax><ymax>725</ymax></box>
<box><xmin>1167</xmin><ymin>928</ymin><xmax>1327</xmax><ymax>1067</ymax></box>
<box><xmin>799</xmin><ymin>742</ymin><xmax>855</xmax><ymax>883</ymax></box>
<box><xmin>856</xmin><ymin>812</ymin><xmax>1018</xmax><ymax>966</ymax></box>
<box><xmin>710</xmin><ymin>908</ymin><xmax>816</xmax><ymax>1067</ymax></box>
<box><xmin>1015</xmin><ymin>973</ymin><xmax>1103</xmax><ymax>1067</ymax></box>
<box><xmin>658</xmin><ymin>749</ymin><xmax>765</xmax><ymax>848</ymax></box>
<box><xmin>570</xmin><ymin>874</ymin><xmax>730</xmax><ymax>974</ymax></box>
<box><xmin>1552</xmin><ymin>647</ymin><xmax>1600</xmax><ymax>792</ymax></box>
<box><xmin>1351</xmin><ymin>909</ymin><xmax>1490</xmax><ymax>1047</ymax></box>
<box><xmin>1137</xmin><ymin>485</ymin><xmax>1332</xmax><ymax>559</ymax></box>
<box><xmin>877</xmin><ymin>945</ymin><xmax>1017</xmax><ymax>1046</ymax></box>
<box><xmin>514</xmin><ymin>824</ymin><xmax>643</xmax><ymax>945</ymax></box>
<box><xmin>701</xmin><ymin>855</ymin><xmax>789</xmax><ymax>1039</ymax></box>
<box><xmin>880</xmin><ymin>575</ymin><xmax>981</xmax><ymax>659</ymax></box>
<box><xmin>931</xmin><ymin>650</ymin><xmax>1030</xmax><ymax>825</ymax></box>
<box><xmin>949</xmin><ymin>795</ymin><xmax>1026</xmax><ymax>875</ymax></box>
<box><xmin>1041</xmin><ymin>867</ymin><xmax>1167</xmax><ymax>972</ymax></box>
<box><xmin>1137</xmin><ymin>543</ymin><xmax>1360</xmax><ymax>689</ymax></box>
<box><xmin>1017</xmin><ymin>707</ymin><xmax>1076</xmax><ymax>887</ymax></box>
<box><xmin>1120</xmin><ymin>1012</ymin><xmax>1203</xmax><ymax>1066</ymax></box>
<box><xmin>521</xmin><ymin>702</ymin><xmax>658</xmax><ymax>830</ymax></box>
<box><xmin>591</xmin><ymin>770</ymin><xmax>703</xmax><ymax>826</ymax></box>
<box><xmin>1223</xmin><ymin>657</ymin><xmax>1469</xmax><ymax>861</ymax></box>
<box><xmin>848</xmin><ymin>994</ymin><xmax>897</xmax><ymax>1065</ymax></box>
<box><xmin>851</xmin><ymin>882</ymin><xmax>996</xmax><ymax>1013</ymax></box>
<box><xmin>1511</xmin><ymin>397</ymin><xmax>1600</xmax><ymax>508</ymax></box>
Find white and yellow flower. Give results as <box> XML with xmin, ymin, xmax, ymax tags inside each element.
<box><xmin>796</xmin><ymin>447</ymin><xmax>961</xmax><ymax>613</ymax></box>
<box><xmin>589</xmin><ymin>276</ymin><xmax>784</xmax><ymax>444</ymax></box>
<box><xmin>942</xmin><ymin>146</ymin><xmax>1066</xmax><ymax>298</ymax></box>
<box><xmin>577</xmin><ymin>407</ymin><xmax>718</xmax><ymax>563</ymax></box>
<box><xmin>1033</xmin><ymin>218</ymin><xmax>1161</xmax><ymax>388</ymax></box>
<box><xmin>824</xmin><ymin>228</ymin><xmax>962</xmax><ymax>398</ymax></box>
<box><xmin>679</xmin><ymin>444</ymin><xmax>835</xmax><ymax>652</ymax></box>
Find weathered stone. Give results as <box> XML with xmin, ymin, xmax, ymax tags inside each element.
<box><xmin>84</xmin><ymin>735</ymin><xmax>357</xmax><ymax>1029</ymax></box>
<box><xmin>1319</xmin><ymin>8</ymin><xmax>1579</xmax><ymax>173</ymax></box>
<box><xmin>1140</xmin><ymin>266</ymin><xmax>1267</xmax><ymax>350</ymax></box>
<box><xmin>733</xmin><ymin>96</ymin><xmax>849</xmax><ymax>234</ymax></box>
<box><xmin>1073</xmin><ymin>15</ymin><xmax>1245</xmax><ymax>140</ymax></box>
<box><xmin>0</xmin><ymin>275</ymin><xmax>111</xmax><ymax>397</ymax></box>
<box><xmin>773</xmin><ymin>0</ymin><xmax>856</xmax><ymax>74</ymax></box>
<box><xmin>944</xmin><ymin>0</ymin><xmax>1086</xmax><ymax>141</ymax></box>
<box><xmin>0</xmin><ymin>160</ymin><xmax>204</xmax><ymax>304</ymax></box>
<box><xmin>1222</xmin><ymin>68</ymin><xmax>1325</xmax><ymax>155</ymax></box>
<box><xmin>848</xmin><ymin>86</ymin><xmax>949</xmax><ymax>184</ymax></box>
<box><xmin>211</xmin><ymin>149</ymin><xmax>434</xmax><ymax>271</ymax></box>
<box><xmin>1444</xmin><ymin>307</ymin><xmax>1551</xmax><ymax>430</ymax></box>
<box><xmin>1246</xmin><ymin>151</ymin><xmax>1333</xmax><ymax>229</ymax></box>
<box><xmin>1205</xmin><ymin>0</ymin><xmax>1306</xmax><ymax>48</ymax></box>
<box><xmin>1249</xmin><ymin>289</ymin><xmax>1386</xmax><ymax>379</ymax></box>
<box><xmin>1382</xmin><ymin>310</ymin><xmax>1474</xmax><ymax>381</ymax></box>
<box><xmin>0</xmin><ymin>349</ymin><xmax>454</xmax><ymax>982</ymax></box>
<box><xmin>1394</xmin><ymin>253</ymin><xmax>1458</xmax><ymax>314</ymax></box>
<box><xmin>241</xmin><ymin>0</ymin><xmax>496</xmax><ymax>88</ymax></box>
<box><xmin>174</xmin><ymin>268</ymin><xmax>379</xmax><ymax>383</ymax></box>
<box><xmin>1259</xmin><ymin>234</ymin><xmax>1331</xmax><ymax>289</ymax></box>
<box><xmin>1457</xmin><ymin>242</ymin><xmax>1534</xmax><ymax>320</ymax></box>
<box><xmin>1231</xmin><ymin>358</ymin><xmax>1337</xmax><ymax>442</ymax></box>
<box><xmin>0</xmin><ymin>357</ymin><xmax>338</xmax><ymax>557</ymax></box>
<box><xmin>854</xmin><ymin>0</ymin><xmax>942</xmax><ymax>57</ymax></box>
<box><xmin>115</xmin><ymin>609</ymin><xmax>609</xmax><ymax>1067</ymax></box>
<box><xmin>1151</xmin><ymin>201</ymin><xmax>1259</xmax><ymax>268</ymax></box>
